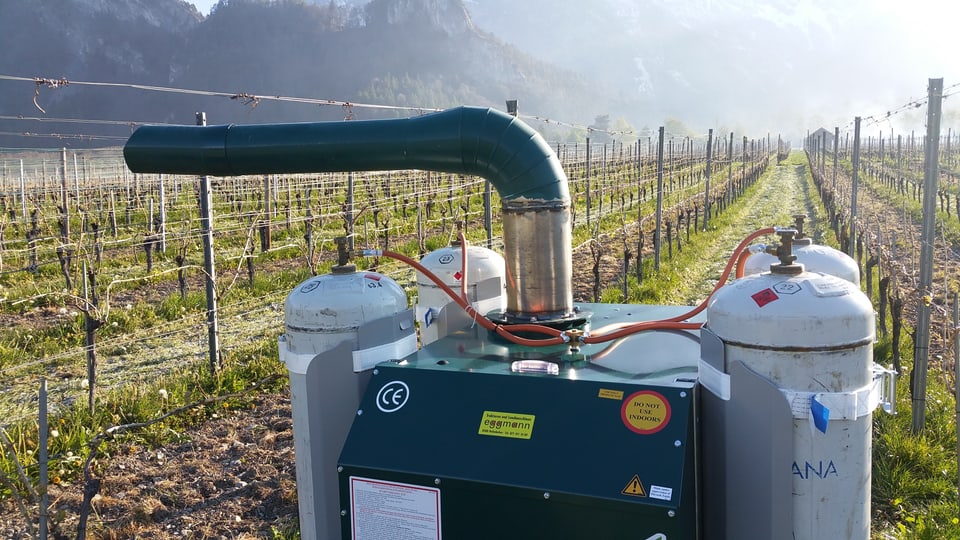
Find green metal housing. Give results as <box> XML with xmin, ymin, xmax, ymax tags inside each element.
<box><xmin>338</xmin><ymin>303</ymin><xmax>702</xmax><ymax>539</ymax></box>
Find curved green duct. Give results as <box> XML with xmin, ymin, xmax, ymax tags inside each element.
<box><xmin>124</xmin><ymin>106</ymin><xmax>568</xmax><ymax>202</ymax></box>
<box><xmin>123</xmin><ymin>106</ymin><xmax>573</xmax><ymax>320</ymax></box>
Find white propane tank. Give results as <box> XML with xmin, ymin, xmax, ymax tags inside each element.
<box><xmin>283</xmin><ymin>268</ymin><xmax>408</xmax><ymax>357</ymax></box>
<box><xmin>279</xmin><ymin>255</ymin><xmax>412</xmax><ymax>540</ymax></box>
<box><xmin>742</xmin><ymin>215</ymin><xmax>860</xmax><ymax>284</ymax></box>
<box><xmin>742</xmin><ymin>239</ymin><xmax>860</xmax><ymax>285</ymax></box>
<box><xmin>416</xmin><ymin>241</ymin><xmax>505</xmax><ymax>345</ymax></box>
<box><xmin>707</xmin><ymin>236</ymin><xmax>875</xmax><ymax>540</ymax></box>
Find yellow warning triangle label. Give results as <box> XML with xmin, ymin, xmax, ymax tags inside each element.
<box><xmin>621</xmin><ymin>474</ymin><xmax>647</xmax><ymax>497</ymax></box>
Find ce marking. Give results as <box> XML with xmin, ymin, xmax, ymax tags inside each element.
<box><xmin>375</xmin><ymin>381</ymin><xmax>410</xmax><ymax>413</ymax></box>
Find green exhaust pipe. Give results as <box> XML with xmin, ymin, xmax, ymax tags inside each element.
<box><xmin>124</xmin><ymin>106</ymin><xmax>573</xmax><ymax>320</ymax></box>
<box><xmin>125</xmin><ymin>106</ymin><xmax>567</xmax><ymax>201</ymax></box>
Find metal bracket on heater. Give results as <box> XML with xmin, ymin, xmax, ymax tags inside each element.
<box><xmin>873</xmin><ymin>364</ymin><xmax>897</xmax><ymax>415</ymax></box>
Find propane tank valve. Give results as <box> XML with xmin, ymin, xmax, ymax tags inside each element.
<box><xmin>332</xmin><ymin>236</ymin><xmax>357</xmax><ymax>274</ymax></box>
<box><xmin>792</xmin><ymin>214</ymin><xmax>807</xmax><ymax>239</ymax></box>
<box><xmin>769</xmin><ymin>228</ymin><xmax>804</xmax><ymax>275</ymax></box>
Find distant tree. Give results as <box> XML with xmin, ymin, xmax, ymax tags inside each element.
<box><xmin>714</xmin><ymin>122</ymin><xmax>748</xmax><ymax>141</ymax></box>
<box><xmin>357</xmin><ymin>73</ymin><xmax>479</xmax><ymax>112</ymax></box>
<box><xmin>571</xmin><ymin>128</ymin><xmax>589</xmax><ymax>144</ymax></box>
<box><xmin>588</xmin><ymin>114</ymin><xmax>613</xmax><ymax>143</ymax></box>
<box><xmin>536</xmin><ymin>123</ymin><xmax>589</xmax><ymax>144</ymax></box>
<box><xmin>611</xmin><ymin>117</ymin><xmax>638</xmax><ymax>143</ymax></box>
<box><xmin>325</xmin><ymin>0</ymin><xmax>350</xmax><ymax>30</ymax></box>
<box><xmin>664</xmin><ymin>117</ymin><xmax>696</xmax><ymax>138</ymax></box>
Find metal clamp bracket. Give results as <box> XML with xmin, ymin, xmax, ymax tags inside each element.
<box><xmin>780</xmin><ymin>363</ymin><xmax>897</xmax><ymax>421</ymax></box>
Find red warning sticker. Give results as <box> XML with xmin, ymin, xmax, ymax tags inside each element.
<box><xmin>751</xmin><ymin>288</ymin><xmax>779</xmax><ymax>307</ymax></box>
<box><xmin>620</xmin><ymin>390</ymin><xmax>671</xmax><ymax>435</ymax></box>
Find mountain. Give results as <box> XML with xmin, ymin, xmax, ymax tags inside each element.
<box><xmin>2</xmin><ymin>0</ymin><xmax>957</xmax><ymax>149</ymax></box>
<box><xmin>0</xmin><ymin>0</ymin><xmax>201</xmax><ymax>83</ymax></box>
<box><xmin>171</xmin><ymin>0</ymin><xmax>620</xmax><ymax>126</ymax></box>
<box><xmin>0</xmin><ymin>0</ymin><xmax>631</xmax><ymax>148</ymax></box>
<box><xmin>464</xmin><ymin>0</ymin><xmax>843</xmax><ymax>134</ymax></box>
<box><xmin>0</xmin><ymin>0</ymin><xmax>202</xmax><ymax>146</ymax></box>
<box><xmin>463</xmin><ymin>0</ymin><xmax>956</xmax><ymax>139</ymax></box>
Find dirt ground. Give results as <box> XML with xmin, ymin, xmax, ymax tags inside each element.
<box><xmin>1</xmin><ymin>392</ymin><xmax>299</xmax><ymax>539</ymax></box>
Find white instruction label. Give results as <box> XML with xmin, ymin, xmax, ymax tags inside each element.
<box><xmin>807</xmin><ymin>275</ymin><xmax>850</xmax><ymax>298</ymax></box>
<box><xmin>649</xmin><ymin>485</ymin><xmax>673</xmax><ymax>501</ymax></box>
<box><xmin>350</xmin><ymin>477</ymin><xmax>441</xmax><ymax>540</ymax></box>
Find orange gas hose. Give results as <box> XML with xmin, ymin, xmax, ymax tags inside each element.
<box><xmin>372</xmin><ymin>226</ymin><xmax>775</xmax><ymax>348</ymax></box>
<box><xmin>582</xmin><ymin>321</ymin><xmax>703</xmax><ymax>344</ymax></box>
<box><xmin>376</xmin><ymin>249</ymin><xmax>566</xmax><ymax>347</ymax></box>
<box><xmin>735</xmin><ymin>248</ymin><xmax>752</xmax><ymax>279</ymax></box>
<box><xmin>660</xmin><ymin>226</ymin><xmax>775</xmax><ymax>323</ymax></box>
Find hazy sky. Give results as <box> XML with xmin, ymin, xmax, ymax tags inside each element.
<box><xmin>190</xmin><ymin>0</ymin><xmax>216</xmax><ymax>15</ymax></box>
<box><xmin>183</xmin><ymin>0</ymin><xmax>960</xmax><ymax>136</ymax></box>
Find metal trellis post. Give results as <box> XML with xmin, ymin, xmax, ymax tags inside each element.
<box><xmin>197</xmin><ymin>112</ymin><xmax>221</xmax><ymax>373</ymax></box>
<box><xmin>912</xmin><ymin>78</ymin><xmax>944</xmax><ymax>433</ymax></box>
<box><xmin>655</xmin><ymin>126</ymin><xmax>664</xmax><ymax>271</ymax></box>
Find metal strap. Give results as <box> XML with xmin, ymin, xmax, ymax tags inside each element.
<box><xmin>780</xmin><ymin>378</ymin><xmax>881</xmax><ymax>421</ymax></box>
<box><xmin>352</xmin><ymin>333</ymin><xmax>418</xmax><ymax>373</ymax></box>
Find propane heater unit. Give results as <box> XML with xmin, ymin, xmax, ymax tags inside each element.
<box><xmin>123</xmin><ymin>107</ymin><xmax>895</xmax><ymax>540</ymax></box>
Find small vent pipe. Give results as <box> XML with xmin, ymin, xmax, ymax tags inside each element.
<box><xmin>124</xmin><ymin>106</ymin><xmax>572</xmax><ymax>320</ymax></box>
